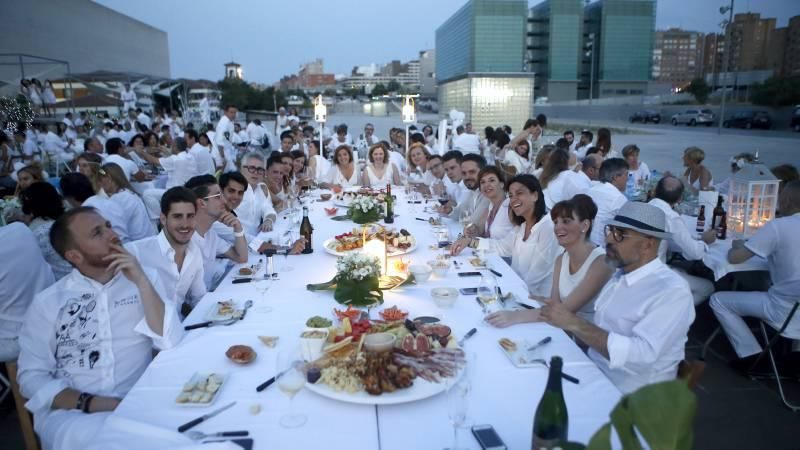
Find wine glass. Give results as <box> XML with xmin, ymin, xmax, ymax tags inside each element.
<box><xmin>444</xmin><ymin>371</ymin><xmax>471</xmax><ymax>449</ymax></box>
<box><xmin>276</xmin><ymin>351</ymin><xmax>307</xmax><ymax>428</ymax></box>
<box><xmin>477</xmin><ymin>275</ymin><xmax>500</xmax><ymax>323</ymax></box>
<box><xmin>280</xmin><ymin>233</ymin><xmax>295</xmax><ymax>272</ymax></box>
<box><xmin>459</xmin><ymin>210</ymin><xmax>473</xmax><ymax>238</ymax></box>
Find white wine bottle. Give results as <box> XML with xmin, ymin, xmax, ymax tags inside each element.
<box><xmin>532</xmin><ymin>356</ymin><xmax>568</xmax><ymax>449</ymax></box>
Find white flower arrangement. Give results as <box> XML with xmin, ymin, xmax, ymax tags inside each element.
<box><xmin>336</xmin><ymin>252</ymin><xmax>382</xmax><ymax>281</ymax></box>
<box><xmin>350</xmin><ymin>195</ymin><xmax>380</xmax><ymax>214</ymax></box>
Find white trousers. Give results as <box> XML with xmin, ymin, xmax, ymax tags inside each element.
<box><xmin>710</xmin><ymin>291</ymin><xmax>783</xmax><ymax>358</ymax></box>
<box><xmin>36</xmin><ymin>409</ymin><xmax>110</xmax><ymax>450</ymax></box>
<box><xmin>0</xmin><ymin>337</ymin><xmax>20</xmax><ymax>361</ymax></box>
<box><xmin>673</xmin><ymin>268</ymin><xmax>715</xmax><ymax>306</ymax></box>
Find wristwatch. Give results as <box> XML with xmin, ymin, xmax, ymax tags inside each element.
<box><xmin>76</xmin><ymin>392</ymin><xmax>95</xmax><ymax>413</ymax></box>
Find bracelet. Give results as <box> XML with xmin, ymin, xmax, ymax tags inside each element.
<box><xmin>83</xmin><ymin>394</ymin><xmax>95</xmax><ymax>413</ymax></box>
<box><xmin>233</xmin><ymin>230</ymin><xmax>245</xmax><ymax>238</ymax></box>
<box><xmin>76</xmin><ymin>392</ymin><xmax>92</xmax><ymax>413</ymax></box>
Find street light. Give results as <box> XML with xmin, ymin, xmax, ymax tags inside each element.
<box><xmin>314</xmin><ymin>95</ymin><xmax>327</xmax><ymax>159</ymax></box>
<box><xmin>401</xmin><ymin>95</ymin><xmax>416</xmax><ymax>158</ymax></box>
<box><xmin>717</xmin><ymin>0</ymin><xmax>734</xmax><ymax>135</ymax></box>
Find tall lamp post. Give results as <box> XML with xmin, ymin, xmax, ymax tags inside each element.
<box><xmin>401</xmin><ymin>95</ymin><xmax>416</xmax><ymax>157</ymax></box>
<box><xmin>585</xmin><ymin>33</ymin><xmax>596</xmax><ymax>125</ymax></box>
<box><xmin>314</xmin><ymin>95</ymin><xmax>327</xmax><ymax>159</ymax></box>
<box><xmin>717</xmin><ymin>0</ymin><xmax>734</xmax><ymax>135</ymax></box>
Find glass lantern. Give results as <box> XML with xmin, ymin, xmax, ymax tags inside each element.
<box><xmin>402</xmin><ymin>96</ymin><xmax>416</xmax><ymax>124</ymax></box>
<box><xmin>726</xmin><ymin>162</ymin><xmax>780</xmax><ymax>237</ymax></box>
<box><xmin>313</xmin><ymin>95</ymin><xmax>327</xmax><ymax>123</ymax></box>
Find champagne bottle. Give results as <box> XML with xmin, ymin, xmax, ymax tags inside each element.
<box><xmin>696</xmin><ymin>205</ymin><xmax>706</xmax><ymax>233</ymax></box>
<box><xmin>532</xmin><ymin>356</ymin><xmax>568</xmax><ymax>450</ymax></box>
<box><xmin>384</xmin><ymin>184</ymin><xmax>394</xmax><ymax>224</ymax></box>
<box><xmin>299</xmin><ymin>206</ymin><xmax>313</xmax><ymax>254</ymax></box>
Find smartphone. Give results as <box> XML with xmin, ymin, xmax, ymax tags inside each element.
<box><xmin>458</xmin><ymin>271</ymin><xmax>482</xmax><ymax>277</ymax></box>
<box><xmin>459</xmin><ymin>287</ymin><xmax>478</xmax><ymax>295</ymax></box>
<box><xmin>471</xmin><ymin>425</ymin><xmax>507</xmax><ymax>450</ymax></box>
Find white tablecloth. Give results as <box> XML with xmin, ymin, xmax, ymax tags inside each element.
<box><xmin>96</xmin><ymin>192</ymin><xmax>622</xmax><ymax>449</ymax></box>
<box><xmin>680</xmin><ymin>215</ymin><xmax>768</xmax><ymax>280</ymax></box>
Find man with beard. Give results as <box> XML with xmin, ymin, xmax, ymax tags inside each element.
<box><xmin>540</xmin><ymin>201</ymin><xmax>694</xmax><ymax>393</ymax></box>
<box><xmin>183</xmin><ymin>175</ymin><xmax>248</xmax><ymax>288</ymax></box>
<box><xmin>127</xmin><ymin>187</ymin><xmax>206</xmax><ymax>317</ymax></box>
<box><xmin>438</xmin><ymin>153</ymin><xmax>490</xmax><ymax>233</ymax></box>
<box><xmin>17</xmin><ymin>207</ymin><xmax>183</xmax><ymax>450</ymax></box>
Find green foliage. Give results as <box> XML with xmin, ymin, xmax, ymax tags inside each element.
<box><xmin>218</xmin><ymin>78</ymin><xmax>284</xmax><ymax>111</ymax></box>
<box><xmin>334</xmin><ymin>276</ymin><xmax>383</xmax><ymax>307</ymax></box>
<box><xmin>386</xmin><ymin>80</ymin><xmax>401</xmax><ymax>92</ymax></box>
<box><xmin>685</xmin><ymin>78</ymin><xmax>712</xmax><ymax>104</ymax></box>
<box><xmin>371</xmin><ymin>83</ymin><xmax>388</xmax><ymax>96</ymax></box>
<box><xmin>751</xmin><ymin>76</ymin><xmax>800</xmax><ymax>107</ymax></box>
<box><xmin>563</xmin><ymin>380</ymin><xmax>696</xmax><ymax>450</ymax></box>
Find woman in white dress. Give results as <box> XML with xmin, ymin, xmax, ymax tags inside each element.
<box><xmin>405</xmin><ymin>143</ymin><xmax>430</xmax><ymax>185</ymax></box>
<box><xmin>486</xmin><ymin>194</ymin><xmax>614</xmax><ymax>327</ymax></box>
<box><xmin>622</xmin><ymin>144</ymin><xmax>650</xmax><ymax>194</ymax></box>
<box><xmin>19</xmin><ymin>182</ymin><xmax>73</xmax><ymax>279</ymax></box>
<box><xmin>43</xmin><ymin>80</ymin><xmax>57</xmax><ymax>117</ymax></box>
<box><xmin>28</xmin><ymin>79</ymin><xmax>43</xmax><ymax>115</ymax></box>
<box><xmin>473</xmin><ymin>166</ymin><xmax>513</xmax><ymax>239</ymax></box>
<box><xmin>451</xmin><ymin>174</ymin><xmax>562</xmax><ymax>298</ymax></box>
<box><xmin>422</xmin><ymin>125</ymin><xmax>436</xmax><ymax>148</ymax></box>
<box><xmin>321</xmin><ymin>145</ymin><xmax>360</xmax><ymax>189</ymax></box>
<box><xmin>540</xmin><ymin>148</ymin><xmax>580</xmax><ymax>210</ymax></box>
<box><xmin>362</xmin><ymin>144</ymin><xmax>402</xmax><ymax>187</ymax></box>
<box><xmin>503</xmin><ymin>139</ymin><xmax>532</xmax><ymax>175</ymax></box>
<box><xmin>307</xmin><ymin>140</ymin><xmax>330</xmax><ymax>184</ymax></box>
<box><xmin>681</xmin><ymin>146</ymin><xmax>714</xmax><ymax>194</ymax></box>
<box><xmin>99</xmin><ymin>162</ymin><xmax>155</xmax><ymax>241</ymax></box>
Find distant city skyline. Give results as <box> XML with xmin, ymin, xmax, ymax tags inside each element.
<box><xmin>95</xmin><ymin>0</ymin><xmax>800</xmax><ymax>84</ymax></box>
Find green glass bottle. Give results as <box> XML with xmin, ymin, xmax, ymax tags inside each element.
<box><xmin>384</xmin><ymin>184</ymin><xmax>394</xmax><ymax>224</ymax></box>
<box><xmin>532</xmin><ymin>356</ymin><xmax>568</xmax><ymax>449</ymax></box>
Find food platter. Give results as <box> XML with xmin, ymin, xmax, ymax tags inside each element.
<box><xmin>322</xmin><ymin>228</ymin><xmax>417</xmax><ymax>257</ymax></box>
<box><xmin>323</xmin><ymin>238</ymin><xmax>417</xmax><ymax>257</ymax></box>
<box><xmin>498</xmin><ymin>337</ymin><xmax>547</xmax><ymax>368</ymax></box>
<box><xmin>175</xmin><ymin>372</ymin><xmax>228</xmax><ymax>407</ymax></box>
<box><xmin>205</xmin><ymin>300</ymin><xmax>243</xmax><ymax>321</ymax></box>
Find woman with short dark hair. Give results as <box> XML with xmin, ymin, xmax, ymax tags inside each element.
<box><xmin>19</xmin><ymin>182</ymin><xmax>72</xmax><ymax>279</ymax></box>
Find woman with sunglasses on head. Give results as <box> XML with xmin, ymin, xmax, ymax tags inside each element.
<box><xmin>320</xmin><ymin>145</ymin><xmax>360</xmax><ymax>189</ymax></box>
<box><xmin>486</xmin><ymin>194</ymin><xmax>613</xmax><ymax>327</ymax></box>
<box><xmin>451</xmin><ymin>174</ymin><xmax>561</xmax><ymax>298</ymax></box>
<box><xmin>99</xmin><ymin>163</ymin><xmax>155</xmax><ymax>240</ymax></box>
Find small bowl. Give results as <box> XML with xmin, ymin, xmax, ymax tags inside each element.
<box><xmin>325</xmin><ymin>207</ymin><xmax>339</xmax><ymax>216</ymax></box>
<box><xmin>300</xmin><ymin>330</ymin><xmax>329</xmax><ymax>361</ymax></box>
<box><xmin>226</xmin><ymin>345</ymin><xmax>256</xmax><ymax>364</ymax></box>
<box><xmin>409</xmin><ymin>264</ymin><xmax>432</xmax><ymax>283</ymax></box>
<box><xmin>320</xmin><ymin>193</ymin><xmax>332</xmax><ymax>201</ymax></box>
<box><xmin>428</xmin><ymin>260</ymin><xmax>450</xmax><ymax>278</ymax></box>
<box><xmin>363</xmin><ymin>332</ymin><xmax>396</xmax><ymax>353</ymax></box>
<box><xmin>431</xmin><ymin>287</ymin><xmax>459</xmax><ymax>308</ymax></box>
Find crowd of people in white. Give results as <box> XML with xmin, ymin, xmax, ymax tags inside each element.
<box><xmin>1</xmin><ymin>101</ymin><xmax>799</xmax><ymax>449</ymax></box>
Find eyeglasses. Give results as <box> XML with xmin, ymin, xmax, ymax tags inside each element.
<box><xmin>203</xmin><ymin>193</ymin><xmax>222</xmax><ymax>200</ymax></box>
<box><xmin>604</xmin><ymin>225</ymin><xmax>632</xmax><ymax>242</ymax></box>
<box><xmin>242</xmin><ymin>165</ymin><xmax>265</xmax><ymax>174</ymax></box>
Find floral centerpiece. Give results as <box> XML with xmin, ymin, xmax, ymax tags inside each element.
<box><xmin>307</xmin><ymin>253</ymin><xmax>384</xmax><ymax>307</ymax></box>
<box><xmin>345</xmin><ymin>195</ymin><xmax>382</xmax><ymax>224</ymax></box>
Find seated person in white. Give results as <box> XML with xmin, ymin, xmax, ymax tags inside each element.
<box><xmin>587</xmin><ymin>158</ymin><xmax>630</xmax><ymax>248</ymax></box>
<box><xmin>290</xmin><ymin>150</ymin><xmax>313</xmax><ymax>191</ymax></box>
<box><xmin>127</xmin><ymin>187</ymin><xmax>206</xmax><ymax>317</ymax></box>
<box><xmin>0</xmin><ymin>223</ymin><xmax>54</xmax><ymax>362</ymax></box>
<box><xmin>17</xmin><ymin>207</ymin><xmax>183</xmax><ymax>450</ymax></box>
<box><xmin>267</xmin><ymin>153</ymin><xmax>293</xmax><ymax>212</ymax></box>
<box><xmin>132</xmin><ymin>136</ymin><xmax>196</xmax><ymax>188</ymax></box>
<box><xmin>540</xmin><ymin>202</ymin><xmax>695</xmax><ymax>394</ymax></box>
<box><xmin>502</xmin><ymin>139</ymin><xmax>532</xmax><ymax>175</ymax></box>
<box><xmin>405</xmin><ymin>143</ymin><xmax>431</xmax><ymax>185</ymax></box>
<box><xmin>562</xmin><ymin>154</ymin><xmax>602</xmax><ymax>200</ymax></box>
<box><xmin>19</xmin><ymin>182</ymin><xmax>73</xmax><ymax>280</ymax></box>
<box><xmin>648</xmin><ymin>176</ymin><xmax>716</xmax><ymax>305</ymax></box>
<box><xmin>441</xmin><ymin>150</ymin><xmax>468</xmax><ymax>205</ymax></box>
<box><xmin>104</xmin><ymin>137</ymin><xmax>146</xmax><ymax>182</ymax></box>
<box><xmin>472</xmin><ymin>166</ymin><xmax>514</xmax><ymax>239</ymax></box>
<box><xmin>188</xmin><ymin>176</ymin><xmax>249</xmax><ymax>288</ymax></box>
<box><xmin>622</xmin><ymin>144</ymin><xmax>650</xmax><ymax>196</ymax></box>
<box><xmin>710</xmin><ymin>181</ymin><xmax>800</xmax><ymax>372</ymax></box>
<box><xmin>451</xmin><ymin>174</ymin><xmax>562</xmax><ymax>298</ymax></box>
<box><xmin>185</xmin><ymin>129</ymin><xmax>215</xmax><ymax>176</ymax></box>
<box><xmin>424</xmin><ymin>154</ymin><xmax>448</xmax><ymax>198</ymax></box>
<box><xmin>438</xmin><ymin>154</ymin><xmax>490</xmax><ymax>233</ymax></box>
<box><xmin>327</xmin><ymin>124</ymin><xmax>354</xmax><ymax>150</ymax></box>
<box><xmin>60</xmin><ymin>173</ymin><xmax>131</xmax><ymax>243</ymax></box>
<box><xmin>236</xmin><ymin>152</ymin><xmax>278</xmax><ymax>232</ymax></box>
<box><xmin>307</xmin><ymin>140</ymin><xmax>331</xmax><ymax>184</ymax></box>
<box><xmin>540</xmin><ymin>149</ymin><xmax>584</xmax><ymax>210</ymax></box>
<box><xmin>451</xmin><ymin>124</ymin><xmax>482</xmax><ymax>155</ymax></box>
<box><xmin>99</xmin><ymin>163</ymin><xmax>155</xmax><ymax>241</ymax></box>
<box><xmin>43</xmin><ymin>123</ymin><xmax>77</xmax><ymax>164</ymax></box>
<box><xmin>362</xmin><ymin>143</ymin><xmax>402</xmax><ymax>187</ymax></box>
<box><xmin>487</xmin><ymin>194</ymin><xmax>613</xmax><ymax>328</ymax></box>
<box><xmin>321</xmin><ymin>145</ymin><xmax>360</xmax><ymax>189</ymax></box>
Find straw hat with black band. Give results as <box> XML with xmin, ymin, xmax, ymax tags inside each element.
<box><xmin>607</xmin><ymin>201</ymin><xmax>671</xmax><ymax>240</ymax></box>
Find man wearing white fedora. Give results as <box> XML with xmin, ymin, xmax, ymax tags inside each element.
<box><xmin>540</xmin><ymin>201</ymin><xmax>695</xmax><ymax>393</ymax></box>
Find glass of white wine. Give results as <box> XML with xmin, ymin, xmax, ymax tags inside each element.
<box><xmin>277</xmin><ymin>351</ymin><xmax>307</xmax><ymax>428</ymax></box>
<box><xmin>444</xmin><ymin>372</ymin><xmax>471</xmax><ymax>450</ymax></box>
<box><xmin>477</xmin><ymin>275</ymin><xmax>500</xmax><ymax>325</ymax></box>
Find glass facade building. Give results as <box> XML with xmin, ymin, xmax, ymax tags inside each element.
<box><xmin>528</xmin><ymin>0</ymin><xmax>584</xmax><ymax>101</ymax></box>
<box><xmin>438</xmin><ymin>73</ymin><xmax>535</xmax><ymax>133</ymax></box>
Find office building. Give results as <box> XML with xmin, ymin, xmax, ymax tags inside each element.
<box><xmin>419</xmin><ymin>49</ymin><xmax>437</xmax><ymax>97</ymax></box>
<box><xmin>652</xmin><ymin>28</ymin><xmax>704</xmax><ymax>89</ymax></box>
<box><xmin>527</xmin><ymin>0</ymin><xmax>584</xmax><ymax>102</ymax></box>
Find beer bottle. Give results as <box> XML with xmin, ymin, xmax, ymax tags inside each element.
<box><xmin>696</xmin><ymin>205</ymin><xmax>706</xmax><ymax>233</ymax></box>
<box><xmin>532</xmin><ymin>356</ymin><xmax>568</xmax><ymax>449</ymax></box>
<box><xmin>711</xmin><ymin>195</ymin><xmax>725</xmax><ymax>230</ymax></box>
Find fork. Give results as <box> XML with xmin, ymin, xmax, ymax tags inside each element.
<box><xmin>186</xmin><ymin>430</ymin><xmax>249</xmax><ymax>441</ymax></box>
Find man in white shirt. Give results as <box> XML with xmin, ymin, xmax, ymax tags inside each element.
<box><xmin>246</xmin><ymin>119</ymin><xmax>267</xmax><ymax>150</ymax></box>
<box><xmin>62</xmin><ymin>112</ymin><xmax>78</xmax><ymax>140</ymax></box>
<box><xmin>274</xmin><ymin>106</ymin><xmax>288</xmax><ymax>135</ymax></box>
<box><xmin>648</xmin><ymin>176</ymin><xmax>716</xmax><ymax>305</ymax></box>
<box><xmin>237</xmin><ymin>152</ymin><xmax>277</xmax><ymax>233</ymax></box>
<box><xmin>135</xmin><ymin>108</ymin><xmax>152</xmax><ymax>130</ymax></box>
<box><xmin>17</xmin><ymin>206</ymin><xmax>183</xmax><ymax>450</ymax></box>
<box><xmin>215</xmin><ymin>105</ymin><xmax>238</xmax><ymax>173</ymax></box>
<box><xmin>120</xmin><ymin>83</ymin><xmax>137</xmax><ymax>112</ymax></box>
<box><xmin>541</xmin><ymin>201</ymin><xmax>695</xmax><ymax>393</ymax></box>
<box><xmin>60</xmin><ymin>173</ymin><xmax>131</xmax><ymax>243</ymax></box>
<box><xmin>711</xmin><ymin>181</ymin><xmax>800</xmax><ymax>371</ymax></box>
<box><xmin>355</xmin><ymin>123</ymin><xmax>378</xmax><ymax>160</ymax></box>
<box><xmin>0</xmin><ymin>223</ymin><xmax>54</xmax><ymax>361</ymax></box>
<box><xmin>187</xmin><ymin>176</ymin><xmax>249</xmax><ymax>288</ymax></box>
<box><xmin>441</xmin><ymin>150</ymin><xmax>467</xmax><ymax>205</ymax></box>
<box><xmin>104</xmin><ymin>138</ymin><xmax>146</xmax><ymax>182</ymax></box>
<box><xmin>587</xmin><ymin>158</ymin><xmax>629</xmax><ymax>248</ymax></box>
<box><xmin>328</xmin><ymin>124</ymin><xmax>354</xmax><ymax>150</ymax></box>
<box><xmin>451</xmin><ymin>124</ymin><xmax>481</xmax><ymax>155</ymax></box>
<box><xmin>439</xmin><ymin>154</ymin><xmax>490</xmax><ymax>231</ymax></box>
<box><xmin>574</xmin><ymin>130</ymin><xmax>594</xmax><ymax>160</ymax></box>
<box><xmin>186</xmin><ymin>129</ymin><xmax>215</xmax><ymax>176</ymax></box>
<box><xmin>132</xmin><ymin>136</ymin><xmax>196</xmax><ymax>188</ymax></box>
<box><xmin>127</xmin><ymin>187</ymin><xmax>206</xmax><ymax>316</ymax></box>
<box><xmin>44</xmin><ymin>124</ymin><xmax>77</xmax><ymax>165</ymax></box>
<box><xmin>14</xmin><ymin>129</ymin><xmax>41</xmax><ymax>163</ymax></box>
<box><xmin>563</xmin><ymin>154</ymin><xmax>602</xmax><ymax>200</ymax></box>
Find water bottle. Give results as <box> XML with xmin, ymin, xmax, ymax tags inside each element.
<box><xmin>625</xmin><ymin>173</ymin><xmax>636</xmax><ymax>199</ymax></box>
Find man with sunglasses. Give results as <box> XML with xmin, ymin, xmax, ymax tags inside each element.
<box><xmin>236</xmin><ymin>152</ymin><xmax>277</xmax><ymax>234</ymax></box>
<box><xmin>540</xmin><ymin>201</ymin><xmax>694</xmax><ymax>393</ymax></box>
<box><xmin>587</xmin><ymin>158</ymin><xmax>629</xmax><ymax>248</ymax></box>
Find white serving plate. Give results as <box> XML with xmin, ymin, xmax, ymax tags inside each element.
<box><xmin>175</xmin><ymin>372</ymin><xmax>228</xmax><ymax>407</ymax></box>
<box><xmin>205</xmin><ymin>300</ymin><xmax>242</xmax><ymax>321</ymax></box>
<box><xmin>322</xmin><ymin>237</ymin><xmax>417</xmax><ymax>257</ymax></box>
<box><xmin>498</xmin><ymin>339</ymin><xmax>548</xmax><ymax>369</ymax></box>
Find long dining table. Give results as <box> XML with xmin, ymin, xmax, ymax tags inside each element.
<box><xmin>91</xmin><ymin>189</ymin><xmax>623</xmax><ymax>450</ymax></box>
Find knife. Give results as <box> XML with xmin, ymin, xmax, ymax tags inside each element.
<box><xmin>256</xmin><ymin>368</ymin><xmax>289</xmax><ymax>392</ymax></box>
<box><xmin>527</xmin><ymin>336</ymin><xmax>552</xmax><ymax>354</ymax></box>
<box><xmin>183</xmin><ymin>318</ymin><xmax>237</xmax><ymax>330</ymax></box>
<box><xmin>458</xmin><ymin>328</ymin><xmax>477</xmax><ymax>346</ymax></box>
<box><xmin>239</xmin><ymin>300</ymin><xmax>253</xmax><ymax>320</ymax></box>
<box><xmin>232</xmin><ymin>277</ymin><xmax>269</xmax><ymax>284</ymax></box>
<box><xmin>488</xmin><ymin>268</ymin><xmax>503</xmax><ymax>278</ymax></box>
<box><xmin>177</xmin><ymin>401</ymin><xmax>236</xmax><ymax>432</ymax></box>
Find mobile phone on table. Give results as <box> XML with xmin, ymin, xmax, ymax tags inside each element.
<box><xmin>458</xmin><ymin>271</ymin><xmax>481</xmax><ymax>277</ymax></box>
<box><xmin>459</xmin><ymin>287</ymin><xmax>478</xmax><ymax>295</ymax></box>
<box><xmin>471</xmin><ymin>424</ymin><xmax>507</xmax><ymax>450</ymax></box>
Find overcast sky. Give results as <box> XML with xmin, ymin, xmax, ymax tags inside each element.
<box><xmin>95</xmin><ymin>0</ymin><xmax>800</xmax><ymax>84</ymax></box>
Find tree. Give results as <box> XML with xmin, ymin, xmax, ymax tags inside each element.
<box><xmin>685</xmin><ymin>78</ymin><xmax>711</xmax><ymax>104</ymax></box>
<box><xmin>371</xmin><ymin>83</ymin><xmax>388</xmax><ymax>96</ymax></box>
<box><xmin>751</xmin><ymin>76</ymin><xmax>800</xmax><ymax>107</ymax></box>
<box><xmin>387</xmin><ymin>80</ymin><xmax>401</xmax><ymax>92</ymax></box>
<box><xmin>218</xmin><ymin>79</ymin><xmax>284</xmax><ymax>111</ymax></box>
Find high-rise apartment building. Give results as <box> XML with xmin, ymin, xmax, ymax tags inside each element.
<box><xmin>783</xmin><ymin>16</ymin><xmax>800</xmax><ymax>76</ymax></box>
<box><xmin>652</xmin><ymin>28</ymin><xmax>704</xmax><ymax>89</ymax></box>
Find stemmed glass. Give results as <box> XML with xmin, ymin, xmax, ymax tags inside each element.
<box><xmin>280</xmin><ymin>232</ymin><xmax>295</xmax><ymax>272</ymax></box>
<box><xmin>445</xmin><ymin>353</ymin><xmax>473</xmax><ymax>450</ymax></box>
<box><xmin>276</xmin><ymin>351</ymin><xmax>307</xmax><ymax>428</ymax></box>
<box><xmin>460</xmin><ymin>210</ymin><xmax>474</xmax><ymax>239</ymax></box>
<box><xmin>477</xmin><ymin>275</ymin><xmax>500</xmax><ymax>325</ymax></box>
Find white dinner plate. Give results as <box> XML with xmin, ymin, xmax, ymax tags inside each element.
<box><xmin>305</xmin><ymin>366</ymin><xmax>462</xmax><ymax>405</ymax></box>
<box><xmin>322</xmin><ymin>237</ymin><xmax>417</xmax><ymax>257</ymax></box>
<box><xmin>498</xmin><ymin>339</ymin><xmax>548</xmax><ymax>368</ymax></box>
<box><xmin>204</xmin><ymin>300</ymin><xmax>241</xmax><ymax>321</ymax></box>
<box><xmin>175</xmin><ymin>372</ymin><xmax>228</xmax><ymax>407</ymax></box>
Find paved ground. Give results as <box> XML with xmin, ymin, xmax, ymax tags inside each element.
<box><xmin>1</xmin><ymin>111</ymin><xmax>797</xmax><ymax>449</ymax></box>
